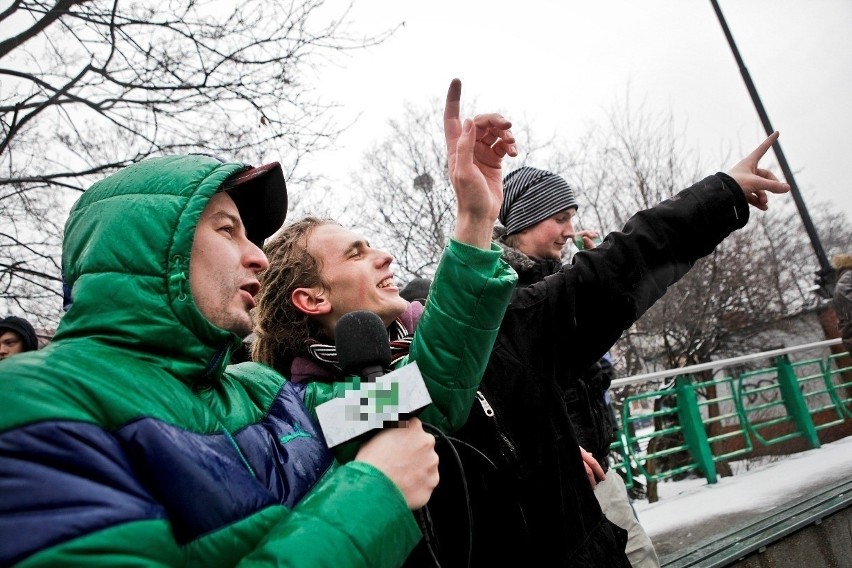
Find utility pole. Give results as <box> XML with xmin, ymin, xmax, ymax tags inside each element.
<box><xmin>709</xmin><ymin>0</ymin><xmax>836</xmax><ymax>298</ymax></box>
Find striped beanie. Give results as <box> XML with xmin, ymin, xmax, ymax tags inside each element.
<box><xmin>500</xmin><ymin>167</ymin><xmax>578</xmax><ymax>236</ymax></box>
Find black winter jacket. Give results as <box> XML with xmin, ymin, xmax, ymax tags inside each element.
<box><xmin>424</xmin><ymin>174</ymin><xmax>750</xmax><ymax>567</ymax></box>
<box><xmin>496</xmin><ymin>237</ymin><xmax>618</xmax><ymax>471</ymax></box>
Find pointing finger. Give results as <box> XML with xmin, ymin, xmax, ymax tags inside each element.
<box><xmin>444</xmin><ymin>78</ymin><xmax>461</xmax><ymax>122</ymax></box>
<box><xmin>444</xmin><ymin>78</ymin><xmax>462</xmax><ymax>154</ymax></box>
<box><xmin>745</xmin><ymin>131</ymin><xmax>779</xmax><ymax>166</ymax></box>
<box><xmin>454</xmin><ymin>119</ymin><xmax>475</xmax><ymax>179</ymax></box>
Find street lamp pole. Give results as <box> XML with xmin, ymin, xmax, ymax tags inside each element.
<box><xmin>709</xmin><ymin>0</ymin><xmax>836</xmax><ymax>298</ymax></box>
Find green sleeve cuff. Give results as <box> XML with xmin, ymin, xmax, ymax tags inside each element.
<box><xmin>447</xmin><ymin>238</ymin><xmax>503</xmax><ymax>273</ymax></box>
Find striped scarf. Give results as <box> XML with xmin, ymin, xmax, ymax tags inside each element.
<box><xmin>306</xmin><ymin>318</ymin><xmax>414</xmax><ymax>371</ymax></box>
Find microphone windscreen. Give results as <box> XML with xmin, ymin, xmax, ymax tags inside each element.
<box><xmin>336</xmin><ymin>310</ymin><xmax>392</xmax><ymax>375</ymax></box>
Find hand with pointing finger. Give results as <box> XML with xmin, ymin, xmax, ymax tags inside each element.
<box><xmin>727</xmin><ymin>131</ymin><xmax>790</xmax><ymax>211</ymax></box>
<box><xmin>444</xmin><ymin>78</ymin><xmax>518</xmax><ymax>249</ymax></box>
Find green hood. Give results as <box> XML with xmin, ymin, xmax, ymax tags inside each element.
<box><xmin>56</xmin><ymin>155</ymin><xmax>250</xmax><ymax>385</ymax></box>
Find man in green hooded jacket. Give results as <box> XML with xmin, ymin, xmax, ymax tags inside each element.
<box><xmin>0</xmin><ymin>78</ymin><xmax>517</xmax><ymax>567</ymax></box>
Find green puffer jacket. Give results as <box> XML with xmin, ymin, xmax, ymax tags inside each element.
<box><xmin>0</xmin><ymin>155</ymin><xmax>515</xmax><ymax>567</ymax></box>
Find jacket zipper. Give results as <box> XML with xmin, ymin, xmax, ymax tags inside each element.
<box><xmin>475</xmin><ymin>390</ymin><xmax>495</xmax><ymax>416</ymax></box>
<box><xmin>475</xmin><ymin>390</ymin><xmax>521</xmax><ymax>465</ymax></box>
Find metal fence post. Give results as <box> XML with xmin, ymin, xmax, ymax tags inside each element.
<box><xmin>775</xmin><ymin>355</ymin><xmax>821</xmax><ymax>449</ymax></box>
<box><xmin>675</xmin><ymin>375</ymin><xmax>718</xmax><ymax>484</ymax></box>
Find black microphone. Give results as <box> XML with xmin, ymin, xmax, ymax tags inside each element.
<box><xmin>314</xmin><ymin>310</ymin><xmax>432</xmax><ymax>448</ymax></box>
<box><xmin>333</xmin><ymin>314</ymin><xmax>447</xmax><ymax>565</ymax></box>
<box><xmin>336</xmin><ymin>311</ymin><xmax>391</xmax><ymax>381</ymax></box>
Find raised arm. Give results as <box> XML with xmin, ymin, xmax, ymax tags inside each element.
<box><xmin>444</xmin><ymin>78</ymin><xmax>517</xmax><ymax>249</ymax></box>
<box><xmin>511</xmin><ymin>133</ymin><xmax>791</xmax><ymax>378</ymax></box>
<box><xmin>387</xmin><ymin>79</ymin><xmax>518</xmax><ymax>432</ymax></box>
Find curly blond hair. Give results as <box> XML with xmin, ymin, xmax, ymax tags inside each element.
<box><xmin>251</xmin><ymin>217</ymin><xmax>338</xmax><ymax>373</ymax></box>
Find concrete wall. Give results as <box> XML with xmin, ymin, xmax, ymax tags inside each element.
<box><xmin>731</xmin><ymin>506</ymin><xmax>852</xmax><ymax>568</ymax></box>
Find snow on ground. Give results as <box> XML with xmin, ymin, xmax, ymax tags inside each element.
<box><xmin>632</xmin><ymin>435</ymin><xmax>852</xmax><ymax>538</ymax></box>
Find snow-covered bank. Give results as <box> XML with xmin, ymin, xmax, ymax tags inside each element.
<box><xmin>633</xmin><ymin>436</ymin><xmax>852</xmax><ymax>538</ymax></box>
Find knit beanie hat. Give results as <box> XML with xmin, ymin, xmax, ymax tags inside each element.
<box><xmin>500</xmin><ymin>166</ymin><xmax>578</xmax><ymax>236</ymax></box>
<box><xmin>0</xmin><ymin>315</ymin><xmax>38</xmax><ymax>352</ymax></box>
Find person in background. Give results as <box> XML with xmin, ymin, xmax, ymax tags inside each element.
<box><xmin>480</xmin><ymin>165</ymin><xmax>659</xmax><ymax>566</ymax></box>
<box><xmin>0</xmin><ymin>152</ymin><xmax>442</xmax><ymax>567</ymax></box>
<box><xmin>399</xmin><ymin>277</ymin><xmax>433</xmax><ymax>305</ymax></box>
<box><xmin>832</xmin><ymin>253</ymin><xmax>852</xmax><ymax>354</ymax></box>
<box><xmin>0</xmin><ymin>315</ymin><xmax>39</xmax><ymax>360</ymax></box>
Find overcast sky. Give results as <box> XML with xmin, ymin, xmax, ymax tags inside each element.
<box><xmin>302</xmin><ymin>0</ymin><xmax>852</xmax><ymax>230</ymax></box>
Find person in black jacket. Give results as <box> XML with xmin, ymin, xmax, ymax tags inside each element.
<box><xmin>423</xmin><ymin>132</ymin><xmax>789</xmax><ymax>567</ymax></box>
<box><xmin>493</xmin><ymin>165</ymin><xmax>659</xmax><ymax>566</ymax></box>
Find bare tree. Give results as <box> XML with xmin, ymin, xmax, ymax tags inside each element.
<box><xmin>1</xmin><ymin>0</ymin><xmax>396</xmax><ymax>328</ymax></box>
<box><xmin>346</xmin><ymin>98</ymin><xmax>454</xmax><ymax>280</ymax></box>
<box><xmin>567</xmin><ymin>96</ymin><xmax>707</xmax><ymax>235</ymax></box>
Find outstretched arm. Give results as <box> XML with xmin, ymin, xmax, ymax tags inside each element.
<box><xmin>727</xmin><ymin>131</ymin><xmax>790</xmax><ymax>211</ymax></box>
<box><xmin>444</xmin><ymin>78</ymin><xmax>518</xmax><ymax>249</ymax></box>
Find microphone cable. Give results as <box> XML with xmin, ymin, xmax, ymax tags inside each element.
<box><xmin>421</xmin><ymin>423</ymin><xmax>472</xmax><ymax>568</ymax></box>
<box><xmin>411</xmin><ymin>426</ymin><xmax>530</xmax><ymax>568</ymax></box>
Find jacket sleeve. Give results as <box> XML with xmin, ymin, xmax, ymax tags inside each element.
<box><xmin>405</xmin><ymin>239</ymin><xmax>517</xmax><ymax>432</ymax></box>
<box><xmin>510</xmin><ymin>173</ymin><xmax>750</xmax><ymax>376</ymax></box>
<box><xmin>3</xmin><ymin>421</ymin><xmax>419</xmax><ymax>568</ymax></box>
<box><xmin>237</xmin><ymin>462</ymin><xmax>421</xmax><ymax>568</ymax></box>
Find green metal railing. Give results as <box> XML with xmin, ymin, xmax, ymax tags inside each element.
<box><xmin>608</xmin><ymin>339</ymin><xmax>850</xmax><ymax>488</ymax></box>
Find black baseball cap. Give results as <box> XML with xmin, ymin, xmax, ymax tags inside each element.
<box><xmin>220</xmin><ymin>162</ymin><xmax>288</xmax><ymax>247</ymax></box>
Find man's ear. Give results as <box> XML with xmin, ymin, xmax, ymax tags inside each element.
<box><xmin>291</xmin><ymin>287</ymin><xmax>331</xmax><ymax>317</ymax></box>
